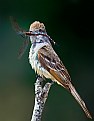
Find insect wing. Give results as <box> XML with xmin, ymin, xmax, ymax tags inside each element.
<box><xmin>18</xmin><ymin>38</ymin><xmax>29</xmax><ymax>59</ymax></box>
<box><xmin>10</xmin><ymin>16</ymin><xmax>30</xmax><ymax>58</ymax></box>
<box><xmin>10</xmin><ymin>16</ymin><xmax>26</xmax><ymax>38</ymax></box>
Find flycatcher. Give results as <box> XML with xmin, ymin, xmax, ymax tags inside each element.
<box><xmin>28</xmin><ymin>21</ymin><xmax>92</xmax><ymax>119</ymax></box>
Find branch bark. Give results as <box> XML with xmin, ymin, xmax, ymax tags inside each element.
<box><xmin>31</xmin><ymin>76</ymin><xmax>53</xmax><ymax>121</ymax></box>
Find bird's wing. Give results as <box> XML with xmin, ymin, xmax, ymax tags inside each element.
<box><xmin>38</xmin><ymin>45</ymin><xmax>92</xmax><ymax>119</ymax></box>
<box><xmin>38</xmin><ymin>45</ymin><xmax>71</xmax><ymax>90</ymax></box>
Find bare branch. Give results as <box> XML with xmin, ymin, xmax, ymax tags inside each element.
<box><xmin>31</xmin><ymin>76</ymin><xmax>53</xmax><ymax>121</ymax></box>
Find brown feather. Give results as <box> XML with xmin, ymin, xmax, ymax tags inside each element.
<box><xmin>38</xmin><ymin>45</ymin><xmax>71</xmax><ymax>83</ymax></box>
<box><xmin>38</xmin><ymin>45</ymin><xmax>92</xmax><ymax>119</ymax></box>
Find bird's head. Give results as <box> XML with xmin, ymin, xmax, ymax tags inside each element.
<box><xmin>25</xmin><ymin>21</ymin><xmax>55</xmax><ymax>45</ymax></box>
<box><xmin>29</xmin><ymin>21</ymin><xmax>51</xmax><ymax>45</ymax></box>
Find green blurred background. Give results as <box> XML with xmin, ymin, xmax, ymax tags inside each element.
<box><xmin>0</xmin><ymin>0</ymin><xmax>94</xmax><ymax>121</ymax></box>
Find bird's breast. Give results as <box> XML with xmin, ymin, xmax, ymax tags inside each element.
<box><xmin>29</xmin><ymin>43</ymin><xmax>53</xmax><ymax>79</ymax></box>
<box><xmin>29</xmin><ymin>51</ymin><xmax>53</xmax><ymax>79</ymax></box>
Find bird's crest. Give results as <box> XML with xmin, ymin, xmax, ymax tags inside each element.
<box><xmin>30</xmin><ymin>21</ymin><xmax>45</xmax><ymax>31</ymax></box>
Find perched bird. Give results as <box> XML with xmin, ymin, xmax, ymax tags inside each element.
<box><xmin>28</xmin><ymin>21</ymin><xmax>92</xmax><ymax>119</ymax></box>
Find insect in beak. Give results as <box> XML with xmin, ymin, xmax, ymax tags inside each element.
<box><xmin>24</xmin><ymin>31</ymin><xmax>56</xmax><ymax>45</ymax></box>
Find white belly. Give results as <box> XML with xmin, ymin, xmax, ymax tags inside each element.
<box><xmin>29</xmin><ymin>43</ymin><xmax>55</xmax><ymax>80</ymax></box>
<box><xmin>29</xmin><ymin>51</ymin><xmax>55</xmax><ymax>80</ymax></box>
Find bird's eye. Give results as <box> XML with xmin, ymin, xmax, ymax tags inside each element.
<box><xmin>39</xmin><ymin>29</ymin><xmax>42</xmax><ymax>32</ymax></box>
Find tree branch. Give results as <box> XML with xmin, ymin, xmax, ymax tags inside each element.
<box><xmin>31</xmin><ymin>76</ymin><xmax>53</xmax><ymax>121</ymax></box>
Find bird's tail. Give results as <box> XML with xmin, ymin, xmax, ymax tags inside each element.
<box><xmin>69</xmin><ymin>83</ymin><xmax>92</xmax><ymax>119</ymax></box>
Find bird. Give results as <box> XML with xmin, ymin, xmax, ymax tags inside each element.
<box><xmin>28</xmin><ymin>21</ymin><xmax>92</xmax><ymax>119</ymax></box>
